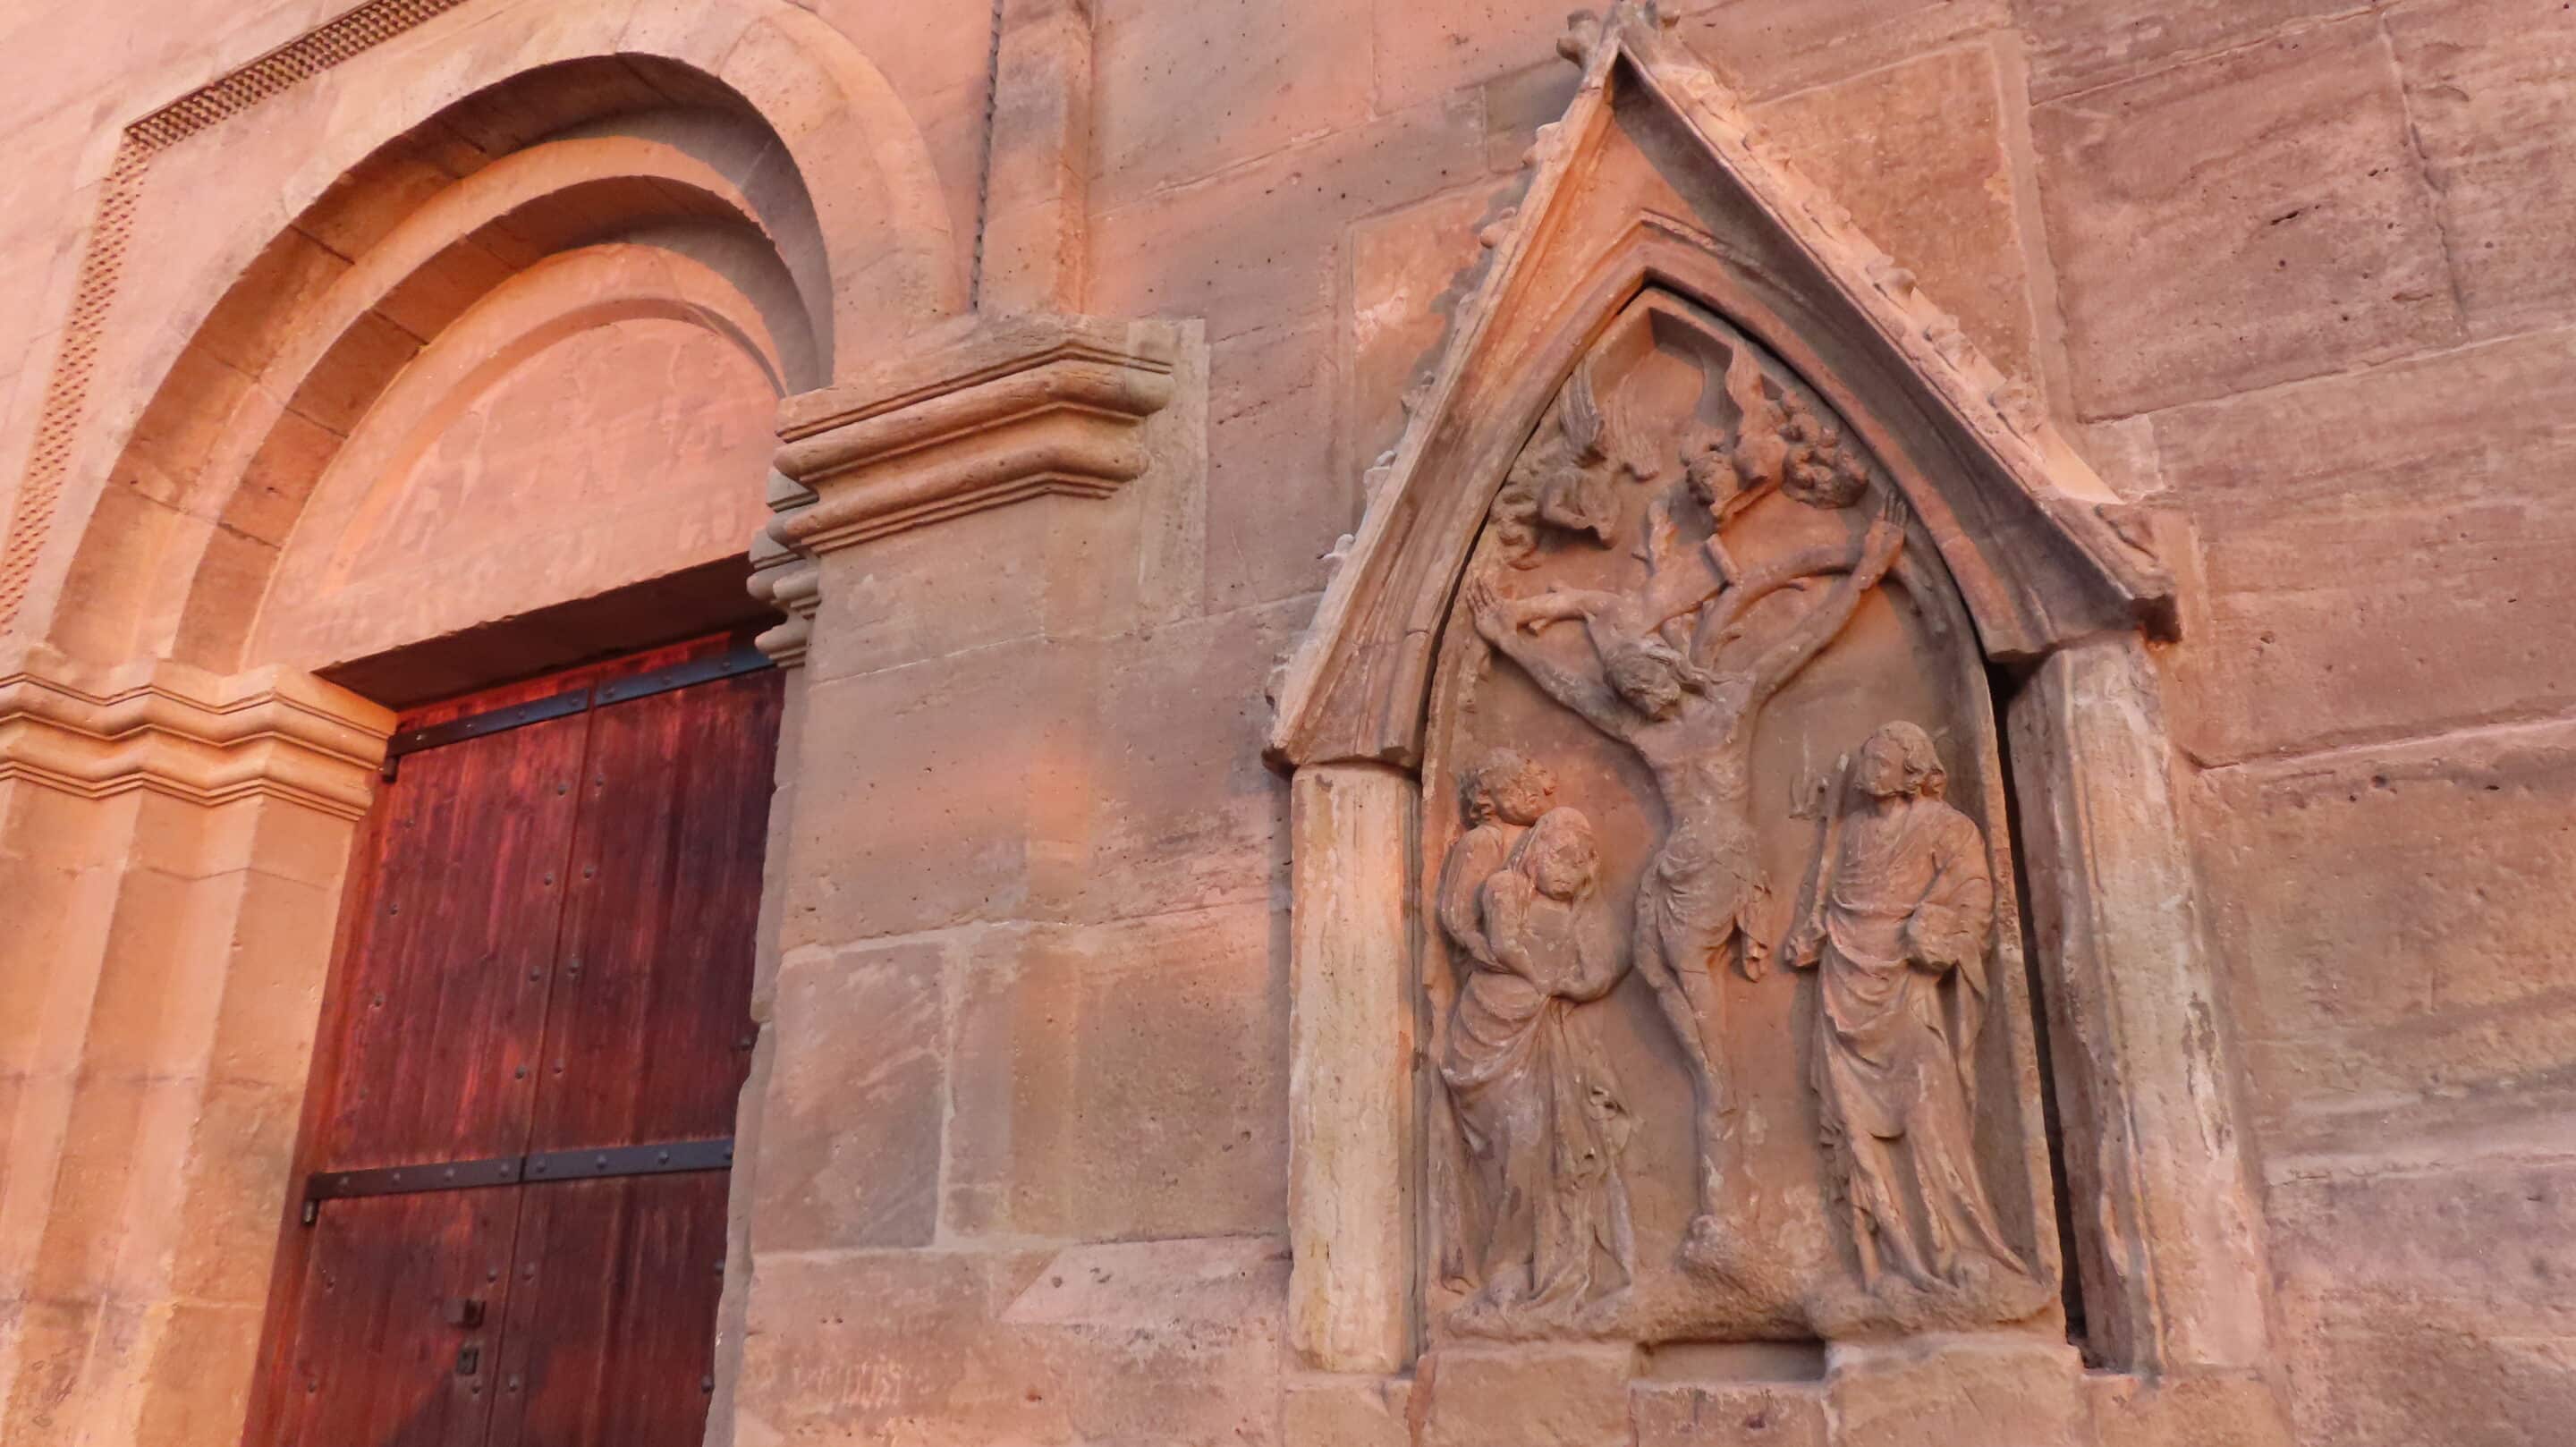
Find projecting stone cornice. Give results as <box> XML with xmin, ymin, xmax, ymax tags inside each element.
<box><xmin>769</xmin><ymin>313</ymin><xmax>1182</xmax><ymax>554</ymax></box>
<box><xmin>0</xmin><ymin>647</ymin><xmax>393</xmax><ymax>819</ymax></box>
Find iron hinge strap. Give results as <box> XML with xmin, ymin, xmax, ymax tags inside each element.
<box><xmin>301</xmin><ymin>1138</ymin><xmax>734</xmax><ymax>1222</ymax></box>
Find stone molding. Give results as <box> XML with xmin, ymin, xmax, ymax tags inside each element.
<box><xmin>768</xmin><ymin>313</ymin><xmax>1182</xmax><ymax>556</ymax></box>
<box><xmin>0</xmin><ymin>647</ymin><xmax>393</xmax><ymax>819</ymax></box>
<box><xmin>0</xmin><ymin>0</ymin><xmax>479</xmax><ymax>631</ymax></box>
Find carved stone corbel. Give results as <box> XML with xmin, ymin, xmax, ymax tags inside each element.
<box><xmin>767</xmin><ymin>314</ymin><xmax>1180</xmax><ymax>557</ymax></box>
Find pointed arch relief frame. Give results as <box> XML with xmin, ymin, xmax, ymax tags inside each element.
<box><xmin>1274</xmin><ymin>4</ymin><xmax>2279</xmax><ymax>1430</ymax></box>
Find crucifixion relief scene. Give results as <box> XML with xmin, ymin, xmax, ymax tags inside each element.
<box><xmin>1425</xmin><ymin>292</ymin><xmax>2055</xmax><ymax>1345</ymax></box>
<box><xmin>2</xmin><ymin>0</ymin><xmax>2568</xmax><ymax>1443</ymax></box>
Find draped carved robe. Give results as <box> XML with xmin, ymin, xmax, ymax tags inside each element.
<box><xmin>1786</xmin><ymin>792</ymin><xmax>2026</xmax><ymax>1287</ymax></box>
<box><xmin>1440</xmin><ymin>867</ymin><xmax>1634</xmax><ymax>1317</ymax></box>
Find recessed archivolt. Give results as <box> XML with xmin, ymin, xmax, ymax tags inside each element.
<box><xmin>58</xmin><ymin>123</ymin><xmax>804</xmax><ymax>669</ymax></box>
<box><xmin>35</xmin><ymin>1</ymin><xmax>963</xmax><ymax>675</ymax></box>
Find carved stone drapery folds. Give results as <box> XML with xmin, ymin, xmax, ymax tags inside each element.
<box><xmin>1272</xmin><ymin>5</ymin><xmax>2278</xmax><ymax>1439</ymax></box>
<box><xmin>1422</xmin><ymin>292</ymin><xmax>2054</xmax><ymax>1344</ymax></box>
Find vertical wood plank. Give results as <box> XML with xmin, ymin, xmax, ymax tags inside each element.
<box><xmin>262</xmin><ymin>637</ymin><xmax>781</xmax><ymax>1447</ymax></box>
<box><xmin>310</xmin><ymin>715</ymin><xmax>589</xmax><ymax>1169</ymax></box>
<box><xmin>481</xmin><ymin>1175</ymin><xmax>729</xmax><ymax>1447</ymax></box>
<box><xmin>275</xmin><ymin>1189</ymin><xmax>522</xmax><ymax>1447</ymax></box>
<box><xmin>528</xmin><ymin>664</ymin><xmax>780</xmax><ymax>1151</ymax></box>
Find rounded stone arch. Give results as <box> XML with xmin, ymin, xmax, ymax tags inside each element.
<box><xmin>46</xmin><ymin>0</ymin><xmax>962</xmax><ymax>677</ymax></box>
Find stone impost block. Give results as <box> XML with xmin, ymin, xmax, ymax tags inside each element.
<box><xmin>0</xmin><ymin>643</ymin><xmax>392</xmax><ymax>819</ymax></box>
<box><xmin>771</xmin><ymin>313</ymin><xmax>1181</xmax><ymax>555</ymax></box>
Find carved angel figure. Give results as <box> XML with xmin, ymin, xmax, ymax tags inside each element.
<box><xmin>1780</xmin><ymin>722</ymin><xmax>2029</xmax><ymax>1293</ymax></box>
<box><xmin>1440</xmin><ymin>806</ymin><xmax>1635</xmax><ymax>1324</ymax></box>
<box><xmin>1490</xmin><ymin>364</ymin><xmax>1657</xmax><ymax>565</ymax></box>
<box><xmin>1465</xmin><ymin>499</ymin><xmax>1906</xmax><ymax>1241</ymax></box>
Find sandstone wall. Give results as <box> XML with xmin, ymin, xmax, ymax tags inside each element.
<box><xmin>0</xmin><ymin>3</ymin><xmax>2568</xmax><ymax>1445</ymax></box>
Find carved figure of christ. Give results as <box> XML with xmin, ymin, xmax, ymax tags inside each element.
<box><xmin>1464</xmin><ymin>499</ymin><xmax>1905</xmax><ymax>1237</ymax></box>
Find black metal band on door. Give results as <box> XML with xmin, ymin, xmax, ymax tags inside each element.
<box><xmin>336</xmin><ymin>639</ymin><xmax>768</xmax><ymax>1215</ymax></box>
<box><xmin>301</xmin><ymin>1138</ymin><xmax>737</xmax><ymax>1223</ymax></box>
<box><xmin>379</xmin><ymin>638</ymin><xmax>773</xmax><ymax>780</ymax></box>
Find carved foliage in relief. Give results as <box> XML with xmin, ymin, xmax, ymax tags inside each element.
<box><xmin>1424</xmin><ymin>291</ymin><xmax>2053</xmax><ymax>1345</ymax></box>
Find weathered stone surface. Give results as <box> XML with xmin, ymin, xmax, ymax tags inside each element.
<box><xmin>1092</xmin><ymin>0</ymin><xmax>1376</xmax><ymax>209</ymax></box>
<box><xmin>779</xmin><ymin>635</ymin><xmax>1097</xmax><ymax>947</ymax></box>
<box><xmin>1287</xmin><ymin>1372</ymin><xmax>1415</xmax><ymax>1447</ymax></box>
<box><xmin>1682</xmin><ymin>0</ymin><xmax>2009</xmax><ymax>101</ymax></box>
<box><xmin>2084</xmin><ymin>1371</ymin><xmax>2294</xmax><ymax>1447</ymax></box>
<box><xmin>1091</xmin><ymin>92</ymin><xmax>1487</xmax><ymax>340</ymax></box>
<box><xmin>2276</xmin><ymin>1311</ymin><xmax>2576</xmax><ymax>1447</ymax></box>
<box><xmin>1753</xmin><ymin>42</ymin><xmax>2037</xmax><ymax>379</ymax></box>
<box><xmin>2034</xmin><ymin>15</ymin><xmax>2462</xmax><ymax>416</ymax></box>
<box><xmin>1068</xmin><ymin>600</ymin><xmax>1302</xmax><ymax>922</ymax></box>
<box><xmin>2270</xmin><ymin>1157</ymin><xmax>2576</xmax><ymax>1339</ymax></box>
<box><xmin>1343</xmin><ymin>185</ymin><xmax>1510</xmax><ymax>475</ymax></box>
<box><xmin>1205</xmin><ymin>319</ymin><xmax>1352</xmax><ymax>611</ymax></box>
<box><xmin>1826</xmin><ymin>1335</ymin><xmax>2089</xmax><ymax>1447</ymax></box>
<box><xmin>751</xmin><ymin>938</ymin><xmax>946</xmax><ymax>1252</ymax></box>
<box><xmin>1413</xmin><ymin>1343</ymin><xmax>1640</xmax><ymax>1447</ymax></box>
<box><xmin>1632</xmin><ymin>1378</ymin><xmax>1826</xmax><ymax>1447</ymax></box>
<box><xmin>734</xmin><ymin>1248</ymin><xmax>1063</xmax><ymax>1443</ymax></box>
<box><xmin>1287</xmin><ymin>764</ymin><xmax>1413</xmax><ymax>1374</ymax></box>
<box><xmin>1370</xmin><ymin>0</ymin><xmax>1614</xmax><ymax>114</ymax></box>
<box><xmin>735</xmin><ymin>1240</ymin><xmax>1285</xmax><ymax>1445</ymax></box>
<box><xmin>2154</xmin><ymin>327</ymin><xmax>2576</xmax><ymax>761</ymax></box>
<box><xmin>2009</xmin><ymin>638</ymin><xmax>2271</xmax><ymax>1374</ymax></box>
<box><xmin>2191</xmin><ymin>718</ymin><xmax>2576</xmax><ymax>1149</ymax></box>
<box><xmin>165</xmin><ymin>1076</ymin><xmax>303</xmax><ymax>1307</ymax></box>
<box><xmin>8</xmin><ymin>1</ymin><xmax>2576</xmax><ymax>1443</ymax></box>
<box><xmin>943</xmin><ymin>903</ymin><xmax>1287</xmax><ymax>1242</ymax></box>
<box><xmin>2020</xmin><ymin>0</ymin><xmax>2364</xmax><ymax>100</ymax></box>
<box><xmin>1481</xmin><ymin>61</ymin><xmax>1584</xmax><ymax>173</ymax></box>
<box><xmin>800</xmin><ymin>495</ymin><xmax>1130</xmax><ymax>681</ymax></box>
<box><xmin>1000</xmin><ymin>1236</ymin><xmax>1290</xmax><ymax>1443</ymax></box>
<box><xmin>2387</xmin><ymin>0</ymin><xmax>2576</xmax><ymax>339</ymax></box>
<box><xmin>127</xmin><ymin>1299</ymin><xmax>267</xmax><ymax>1447</ymax></box>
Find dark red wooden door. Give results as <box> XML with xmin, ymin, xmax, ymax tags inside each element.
<box><xmin>266</xmin><ymin>639</ymin><xmax>782</xmax><ymax>1447</ymax></box>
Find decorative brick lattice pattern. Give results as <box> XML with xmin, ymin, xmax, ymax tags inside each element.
<box><xmin>0</xmin><ymin>0</ymin><xmax>476</xmax><ymax>629</ymax></box>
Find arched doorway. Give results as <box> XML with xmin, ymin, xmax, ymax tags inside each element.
<box><xmin>0</xmin><ymin>6</ymin><xmax>963</xmax><ymax>1443</ymax></box>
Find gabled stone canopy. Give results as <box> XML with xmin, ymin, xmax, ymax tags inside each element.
<box><xmin>1268</xmin><ymin>1</ymin><xmax>2174</xmax><ymax>769</ymax></box>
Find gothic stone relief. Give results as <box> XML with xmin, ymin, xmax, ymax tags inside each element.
<box><xmin>1423</xmin><ymin>290</ymin><xmax>2057</xmax><ymax>1345</ymax></box>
